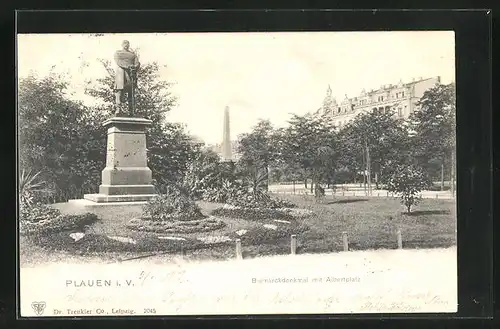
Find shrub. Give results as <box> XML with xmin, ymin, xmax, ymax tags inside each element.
<box><xmin>387</xmin><ymin>164</ymin><xmax>432</xmax><ymax>213</ymax></box>
<box><xmin>228</xmin><ymin>189</ymin><xmax>297</xmax><ymax>209</ymax></box>
<box><xmin>202</xmin><ymin>179</ymin><xmax>248</xmax><ymax>203</ymax></box>
<box><xmin>19</xmin><ymin>169</ymin><xmax>55</xmax><ymax>208</ymax></box>
<box><xmin>135</xmin><ymin>188</ymin><xmax>226</xmax><ymax>234</ymax></box>
<box><xmin>143</xmin><ymin>189</ymin><xmax>206</xmax><ymax>222</ymax></box>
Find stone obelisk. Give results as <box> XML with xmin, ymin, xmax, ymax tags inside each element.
<box><xmin>221</xmin><ymin>106</ymin><xmax>232</xmax><ymax>162</ymax></box>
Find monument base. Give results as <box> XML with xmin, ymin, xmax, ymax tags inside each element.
<box><xmin>83</xmin><ymin>193</ymin><xmax>156</xmax><ymax>203</ymax></box>
<box><xmin>82</xmin><ymin>116</ymin><xmax>157</xmax><ymax>206</ymax></box>
<box><xmin>58</xmin><ymin>199</ymin><xmax>146</xmax><ymax>222</ymax></box>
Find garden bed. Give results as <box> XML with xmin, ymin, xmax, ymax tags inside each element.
<box><xmin>211</xmin><ymin>204</ymin><xmax>313</xmax><ymax>221</ymax></box>
<box><xmin>19</xmin><ymin>204</ymin><xmax>99</xmax><ymax>236</ymax></box>
<box><xmin>23</xmin><ymin>229</ymin><xmax>219</xmax><ymax>253</ymax></box>
<box><xmin>19</xmin><ymin>195</ymin><xmax>456</xmax><ymax>262</ymax></box>
<box><xmin>126</xmin><ymin>215</ymin><xmax>226</xmax><ymax>234</ymax></box>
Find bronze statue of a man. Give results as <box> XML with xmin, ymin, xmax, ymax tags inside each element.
<box><xmin>114</xmin><ymin>40</ymin><xmax>140</xmax><ymax>116</ymax></box>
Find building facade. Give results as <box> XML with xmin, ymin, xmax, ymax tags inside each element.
<box><xmin>206</xmin><ymin>140</ymin><xmax>241</xmax><ymax>162</ymax></box>
<box><xmin>322</xmin><ymin>76</ymin><xmax>441</xmax><ymax>128</ymax></box>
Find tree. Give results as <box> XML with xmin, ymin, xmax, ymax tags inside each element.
<box><xmin>339</xmin><ymin>109</ymin><xmax>409</xmax><ymax>192</ymax></box>
<box><xmin>148</xmin><ymin>122</ymin><xmax>203</xmax><ymax>189</ymax></box>
<box><xmin>181</xmin><ymin>148</ymin><xmax>235</xmax><ymax>199</ymax></box>
<box><xmin>237</xmin><ymin>120</ymin><xmax>277</xmax><ymax>193</ymax></box>
<box><xmin>283</xmin><ymin>112</ymin><xmax>337</xmax><ymax>193</ymax></box>
<box><xmin>336</xmin><ymin>124</ymin><xmax>364</xmax><ymax>184</ymax></box>
<box><xmin>86</xmin><ymin>60</ymin><xmax>177</xmax><ymax>124</ymax></box>
<box><xmin>387</xmin><ymin>164</ymin><xmax>432</xmax><ymax>213</ymax></box>
<box><xmin>18</xmin><ymin>74</ymin><xmax>107</xmax><ymax>201</ymax></box>
<box><xmin>409</xmin><ymin>83</ymin><xmax>456</xmax><ymax>192</ymax></box>
<box><xmin>270</xmin><ymin>127</ymin><xmax>304</xmax><ymax>191</ymax></box>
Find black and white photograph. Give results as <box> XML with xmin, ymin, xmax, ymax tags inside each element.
<box><xmin>17</xmin><ymin>31</ymin><xmax>457</xmax><ymax>316</ymax></box>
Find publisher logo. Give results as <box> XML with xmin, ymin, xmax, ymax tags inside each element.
<box><xmin>31</xmin><ymin>301</ymin><xmax>46</xmax><ymax>316</ymax></box>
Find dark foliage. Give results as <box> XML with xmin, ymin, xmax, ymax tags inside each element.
<box><xmin>142</xmin><ymin>190</ymin><xmax>206</xmax><ymax>222</ymax></box>
<box><xmin>20</xmin><ymin>211</ymin><xmax>99</xmax><ymax>236</ymax></box>
<box><xmin>212</xmin><ymin>207</ymin><xmax>294</xmax><ymax>221</ymax></box>
<box><xmin>127</xmin><ymin>216</ymin><xmax>226</xmax><ymax>234</ymax></box>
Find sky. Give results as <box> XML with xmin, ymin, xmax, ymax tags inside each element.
<box><xmin>17</xmin><ymin>32</ymin><xmax>455</xmax><ymax>144</ymax></box>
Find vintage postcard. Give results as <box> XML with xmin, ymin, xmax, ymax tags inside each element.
<box><xmin>17</xmin><ymin>31</ymin><xmax>457</xmax><ymax>316</ymax></box>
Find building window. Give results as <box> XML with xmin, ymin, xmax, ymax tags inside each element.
<box><xmin>401</xmin><ymin>92</ymin><xmax>405</xmax><ymax>97</ymax></box>
<box><xmin>338</xmin><ymin>107</ymin><xmax>341</xmax><ymax>113</ymax></box>
<box><xmin>398</xmin><ymin>107</ymin><xmax>402</xmax><ymax>117</ymax></box>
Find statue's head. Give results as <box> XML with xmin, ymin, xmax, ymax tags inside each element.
<box><xmin>121</xmin><ymin>40</ymin><xmax>130</xmax><ymax>50</ymax></box>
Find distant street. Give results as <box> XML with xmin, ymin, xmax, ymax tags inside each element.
<box><xmin>269</xmin><ymin>183</ymin><xmax>455</xmax><ymax>200</ymax></box>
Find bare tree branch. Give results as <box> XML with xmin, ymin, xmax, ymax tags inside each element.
<box><xmin>97</xmin><ymin>58</ymin><xmax>115</xmax><ymax>78</ymax></box>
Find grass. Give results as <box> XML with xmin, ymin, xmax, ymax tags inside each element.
<box><xmin>19</xmin><ymin>194</ymin><xmax>456</xmax><ymax>266</ymax></box>
<box><xmin>283</xmin><ymin>194</ymin><xmax>456</xmax><ymax>253</ymax></box>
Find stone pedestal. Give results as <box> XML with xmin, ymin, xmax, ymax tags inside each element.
<box><xmin>84</xmin><ymin>117</ymin><xmax>156</xmax><ymax>203</ymax></box>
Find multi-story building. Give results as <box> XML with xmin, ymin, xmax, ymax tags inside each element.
<box><xmin>206</xmin><ymin>141</ymin><xmax>241</xmax><ymax>162</ymax></box>
<box><xmin>321</xmin><ymin>76</ymin><xmax>441</xmax><ymax>127</ymax></box>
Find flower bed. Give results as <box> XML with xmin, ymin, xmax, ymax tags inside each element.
<box><xmin>19</xmin><ymin>204</ymin><xmax>99</xmax><ymax>236</ymax></box>
<box><xmin>211</xmin><ymin>204</ymin><xmax>313</xmax><ymax>221</ymax></box>
<box><xmin>127</xmin><ymin>216</ymin><xmax>226</xmax><ymax>234</ymax></box>
<box><xmin>211</xmin><ymin>205</ymin><xmax>294</xmax><ymax>221</ymax></box>
<box><xmin>20</xmin><ymin>204</ymin><xmax>61</xmax><ymax>223</ymax></box>
<box><xmin>27</xmin><ymin>230</ymin><xmax>208</xmax><ymax>253</ymax></box>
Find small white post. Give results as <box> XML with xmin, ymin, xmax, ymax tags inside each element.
<box><xmin>291</xmin><ymin>235</ymin><xmax>297</xmax><ymax>255</ymax></box>
<box><xmin>342</xmin><ymin>232</ymin><xmax>349</xmax><ymax>251</ymax></box>
<box><xmin>235</xmin><ymin>239</ymin><xmax>243</xmax><ymax>260</ymax></box>
<box><xmin>396</xmin><ymin>229</ymin><xmax>403</xmax><ymax>249</ymax></box>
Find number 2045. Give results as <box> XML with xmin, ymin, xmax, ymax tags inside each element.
<box><xmin>144</xmin><ymin>308</ymin><xmax>156</xmax><ymax>314</ymax></box>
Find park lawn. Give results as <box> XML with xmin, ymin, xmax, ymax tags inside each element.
<box><xmin>19</xmin><ymin>195</ymin><xmax>456</xmax><ymax>265</ymax></box>
<box><xmin>270</xmin><ymin>194</ymin><xmax>457</xmax><ymax>254</ymax></box>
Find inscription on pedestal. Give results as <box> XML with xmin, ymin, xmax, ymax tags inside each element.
<box><xmin>84</xmin><ymin>117</ymin><xmax>156</xmax><ymax>203</ymax></box>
